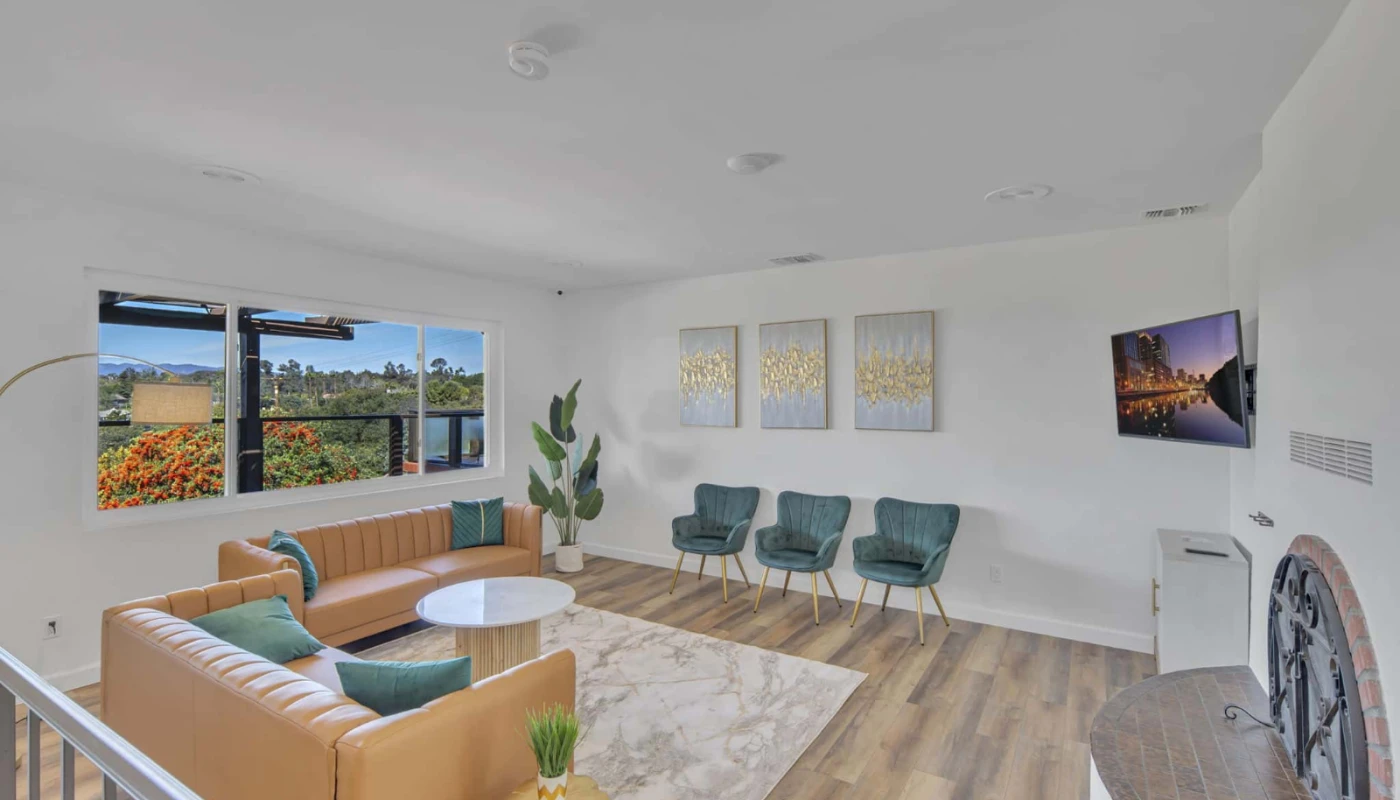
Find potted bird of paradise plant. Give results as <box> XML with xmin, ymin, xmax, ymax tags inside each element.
<box><xmin>528</xmin><ymin>380</ymin><xmax>604</xmax><ymax>573</ymax></box>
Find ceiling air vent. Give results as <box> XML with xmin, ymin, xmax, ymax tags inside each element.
<box><xmin>1290</xmin><ymin>431</ymin><xmax>1373</xmax><ymax>485</ymax></box>
<box><xmin>768</xmin><ymin>253</ymin><xmax>825</xmax><ymax>266</ymax></box>
<box><xmin>1144</xmin><ymin>204</ymin><xmax>1208</xmax><ymax>220</ymax></box>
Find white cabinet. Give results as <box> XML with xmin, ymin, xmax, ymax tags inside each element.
<box><xmin>1154</xmin><ymin>529</ymin><xmax>1249</xmax><ymax>674</ymax></box>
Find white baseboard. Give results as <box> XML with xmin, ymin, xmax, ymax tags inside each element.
<box><xmin>42</xmin><ymin>661</ymin><xmax>100</xmax><ymax>693</ymax></box>
<box><xmin>582</xmin><ymin>542</ymin><xmax>1154</xmax><ymax>655</ymax></box>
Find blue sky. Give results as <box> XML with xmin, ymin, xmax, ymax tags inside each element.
<box><xmin>99</xmin><ymin>310</ymin><xmax>483</xmax><ymax>375</ymax></box>
<box><xmin>1138</xmin><ymin>312</ymin><xmax>1241</xmax><ymax>378</ymax></box>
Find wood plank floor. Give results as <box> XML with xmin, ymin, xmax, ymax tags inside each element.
<box><xmin>13</xmin><ymin>685</ymin><xmax>107</xmax><ymax>800</ymax></box>
<box><xmin>548</xmin><ymin>555</ymin><xmax>1156</xmax><ymax>800</ymax></box>
<box><xmin>14</xmin><ymin>554</ymin><xmax>1155</xmax><ymax>799</ymax></box>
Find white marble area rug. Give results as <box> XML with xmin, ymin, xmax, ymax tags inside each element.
<box><xmin>358</xmin><ymin>604</ymin><xmax>866</xmax><ymax>800</ymax></box>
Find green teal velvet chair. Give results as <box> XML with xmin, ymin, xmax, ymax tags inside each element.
<box><xmin>752</xmin><ymin>491</ymin><xmax>851</xmax><ymax>624</ymax></box>
<box><xmin>849</xmin><ymin>498</ymin><xmax>960</xmax><ymax>644</ymax></box>
<box><xmin>670</xmin><ymin>483</ymin><xmax>760</xmax><ymax>603</ymax></box>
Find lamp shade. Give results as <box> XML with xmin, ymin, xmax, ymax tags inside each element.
<box><xmin>130</xmin><ymin>383</ymin><xmax>213</xmax><ymax>425</ymax></box>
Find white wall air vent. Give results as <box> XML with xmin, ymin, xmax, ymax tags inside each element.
<box><xmin>768</xmin><ymin>253</ymin><xmax>825</xmax><ymax>266</ymax></box>
<box><xmin>1289</xmin><ymin>432</ymin><xmax>1373</xmax><ymax>485</ymax></box>
<box><xmin>1144</xmin><ymin>205</ymin><xmax>1208</xmax><ymax>220</ymax></box>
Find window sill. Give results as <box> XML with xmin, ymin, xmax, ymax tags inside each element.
<box><xmin>83</xmin><ymin>465</ymin><xmax>507</xmax><ymax>532</ymax></box>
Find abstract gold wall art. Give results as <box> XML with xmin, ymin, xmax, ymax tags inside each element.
<box><xmin>679</xmin><ymin>326</ymin><xmax>737</xmax><ymax>426</ymax></box>
<box><xmin>759</xmin><ymin>319</ymin><xmax>827</xmax><ymax>429</ymax></box>
<box><xmin>855</xmin><ymin>311</ymin><xmax>934</xmax><ymax>431</ymax></box>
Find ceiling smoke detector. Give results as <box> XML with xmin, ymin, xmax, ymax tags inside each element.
<box><xmin>984</xmin><ymin>184</ymin><xmax>1053</xmax><ymax>204</ymax></box>
<box><xmin>1143</xmin><ymin>204</ymin><xmax>1208</xmax><ymax>219</ymax></box>
<box><xmin>194</xmin><ymin>165</ymin><xmax>260</xmax><ymax>184</ymax></box>
<box><xmin>508</xmin><ymin>41</ymin><xmax>550</xmax><ymax>81</ymax></box>
<box><xmin>727</xmin><ymin>153</ymin><xmax>780</xmax><ymax>175</ymax></box>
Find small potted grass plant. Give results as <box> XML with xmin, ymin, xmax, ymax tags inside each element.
<box><xmin>526</xmin><ymin>704</ymin><xmax>581</xmax><ymax>799</ymax></box>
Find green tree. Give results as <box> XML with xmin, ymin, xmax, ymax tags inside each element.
<box><xmin>426</xmin><ymin>379</ymin><xmax>464</xmax><ymax>406</ymax></box>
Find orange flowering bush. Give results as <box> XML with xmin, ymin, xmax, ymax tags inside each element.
<box><xmin>98</xmin><ymin>425</ymin><xmax>224</xmax><ymax>509</ymax></box>
<box><xmin>262</xmin><ymin>421</ymin><xmax>361</xmax><ymax>490</ymax></box>
<box><xmin>98</xmin><ymin>422</ymin><xmax>361</xmax><ymax>509</ymax></box>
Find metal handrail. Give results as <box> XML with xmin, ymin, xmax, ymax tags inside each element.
<box><xmin>97</xmin><ymin>408</ymin><xmax>485</xmax><ymax>426</ymax></box>
<box><xmin>1</xmin><ymin>646</ymin><xmax>201</xmax><ymax>800</ymax></box>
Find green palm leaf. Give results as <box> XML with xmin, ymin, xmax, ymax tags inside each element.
<box><xmin>532</xmin><ymin>422</ymin><xmax>567</xmax><ymax>461</ymax></box>
<box><xmin>575</xmin><ymin>488</ymin><xmax>604</xmax><ymax>521</ymax></box>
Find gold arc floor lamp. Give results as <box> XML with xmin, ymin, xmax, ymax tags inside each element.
<box><xmin>0</xmin><ymin>353</ymin><xmax>213</xmax><ymax>424</ymax></box>
<box><xmin>5</xmin><ymin>354</ymin><xmax>210</xmax><ymax>771</ymax></box>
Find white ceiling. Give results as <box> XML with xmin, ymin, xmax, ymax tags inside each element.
<box><xmin>0</xmin><ymin>1</ymin><xmax>1347</xmax><ymax>288</ymax></box>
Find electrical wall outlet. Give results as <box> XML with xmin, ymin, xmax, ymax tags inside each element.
<box><xmin>989</xmin><ymin>565</ymin><xmax>1003</xmax><ymax>584</ymax></box>
<box><xmin>41</xmin><ymin>616</ymin><xmax>60</xmax><ymax>640</ymax></box>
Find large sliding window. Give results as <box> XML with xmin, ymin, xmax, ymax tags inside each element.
<box><xmin>95</xmin><ymin>288</ymin><xmax>489</xmax><ymax>513</ymax></box>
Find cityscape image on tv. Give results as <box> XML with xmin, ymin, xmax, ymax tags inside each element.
<box><xmin>1111</xmin><ymin>311</ymin><xmax>1248</xmax><ymax>447</ymax></box>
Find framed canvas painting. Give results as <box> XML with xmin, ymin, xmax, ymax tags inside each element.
<box><xmin>759</xmin><ymin>319</ymin><xmax>827</xmax><ymax>429</ymax></box>
<box><xmin>854</xmin><ymin>311</ymin><xmax>934</xmax><ymax>431</ymax></box>
<box><xmin>679</xmin><ymin>326</ymin><xmax>737</xmax><ymax>426</ymax></box>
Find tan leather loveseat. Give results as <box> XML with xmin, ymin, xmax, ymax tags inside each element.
<box><xmin>102</xmin><ymin>570</ymin><xmax>575</xmax><ymax>800</ymax></box>
<box><xmin>218</xmin><ymin>502</ymin><xmax>542</xmax><ymax>646</ymax></box>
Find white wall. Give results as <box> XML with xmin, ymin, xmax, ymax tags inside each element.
<box><xmin>0</xmin><ymin>182</ymin><xmax>562</xmax><ymax>688</ymax></box>
<box><xmin>1228</xmin><ymin>0</ymin><xmax>1400</xmax><ymax>698</ymax></box>
<box><xmin>568</xmin><ymin>220</ymin><xmax>1234</xmax><ymax>653</ymax></box>
<box><xmin>1226</xmin><ymin>175</ymin><xmax>1267</xmax><ymax>679</ymax></box>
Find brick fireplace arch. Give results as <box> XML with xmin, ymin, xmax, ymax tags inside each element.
<box><xmin>1288</xmin><ymin>534</ymin><xmax>1393</xmax><ymax>799</ymax></box>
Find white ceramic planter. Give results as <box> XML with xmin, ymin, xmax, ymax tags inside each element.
<box><xmin>555</xmin><ymin>544</ymin><xmax>584</xmax><ymax>573</ymax></box>
<box><xmin>537</xmin><ymin>771</ymin><xmax>569</xmax><ymax>799</ymax></box>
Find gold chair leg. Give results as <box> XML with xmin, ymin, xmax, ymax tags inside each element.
<box><xmin>810</xmin><ymin>573</ymin><xmax>821</xmax><ymax>625</ymax></box>
<box><xmin>669</xmin><ymin>552</ymin><xmax>685</xmax><ymax>594</ymax></box>
<box><xmin>733</xmin><ymin>555</ymin><xmax>751</xmax><ymax>588</ymax></box>
<box><xmin>850</xmin><ymin>578</ymin><xmax>868</xmax><ymax>627</ymax></box>
<box><xmin>720</xmin><ymin>555</ymin><xmax>729</xmax><ymax>603</ymax></box>
<box><xmin>754</xmin><ymin>567</ymin><xmax>770</xmax><ymax>613</ymax></box>
<box><xmin>698</xmin><ymin>555</ymin><xmax>706</xmax><ymax>580</ymax></box>
<box><xmin>929</xmin><ymin>585</ymin><xmax>950</xmax><ymax>627</ymax></box>
<box><xmin>880</xmin><ymin>584</ymin><xmax>892</xmax><ymax>611</ymax></box>
<box><xmin>823</xmin><ymin>570</ymin><xmax>842</xmax><ymax>608</ymax></box>
<box><xmin>915</xmin><ymin>586</ymin><xmax>925</xmax><ymax>645</ymax></box>
<box><xmin>782</xmin><ymin>571</ymin><xmax>791</xmax><ymax>597</ymax></box>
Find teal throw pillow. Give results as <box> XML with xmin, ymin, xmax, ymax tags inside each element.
<box><xmin>452</xmin><ymin>498</ymin><xmax>504</xmax><ymax>549</ymax></box>
<box><xmin>335</xmin><ymin>657</ymin><xmax>473</xmax><ymax>716</ymax></box>
<box><xmin>269</xmin><ymin>530</ymin><xmax>318</xmax><ymax>601</ymax></box>
<box><xmin>190</xmin><ymin>595</ymin><xmax>324</xmax><ymax>664</ymax></box>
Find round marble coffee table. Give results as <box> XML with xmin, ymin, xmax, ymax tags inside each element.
<box><xmin>416</xmin><ymin>576</ymin><xmax>575</xmax><ymax>680</ymax></box>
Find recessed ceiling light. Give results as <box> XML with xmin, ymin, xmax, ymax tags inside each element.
<box><xmin>194</xmin><ymin>165</ymin><xmax>261</xmax><ymax>185</ymax></box>
<box><xmin>985</xmin><ymin>184</ymin><xmax>1052</xmax><ymax>203</ymax></box>
<box><xmin>727</xmin><ymin>153</ymin><xmax>781</xmax><ymax>175</ymax></box>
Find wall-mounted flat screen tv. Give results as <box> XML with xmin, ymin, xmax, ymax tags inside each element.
<box><xmin>1110</xmin><ymin>311</ymin><xmax>1250</xmax><ymax>448</ymax></box>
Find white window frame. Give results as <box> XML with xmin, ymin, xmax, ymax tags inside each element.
<box><xmin>83</xmin><ymin>268</ymin><xmax>504</xmax><ymax>530</ymax></box>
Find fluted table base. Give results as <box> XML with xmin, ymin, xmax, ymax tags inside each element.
<box><xmin>454</xmin><ymin>620</ymin><xmax>541</xmax><ymax>680</ymax></box>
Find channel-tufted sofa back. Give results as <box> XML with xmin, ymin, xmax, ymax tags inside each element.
<box><xmin>245</xmin><ymin>502</ymin><xmax>540</xmax><ymax>581</ymax></box>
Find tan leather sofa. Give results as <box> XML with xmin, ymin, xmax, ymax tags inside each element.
<box><xmin>218</xmin><ymin>502</ymin><xmax>543</xmax><ymax>646</ymax></box>
<box><xmin>102</xmin><ymin>570</ymin><xmax>575</xmax><ymax>800</ymax></box>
